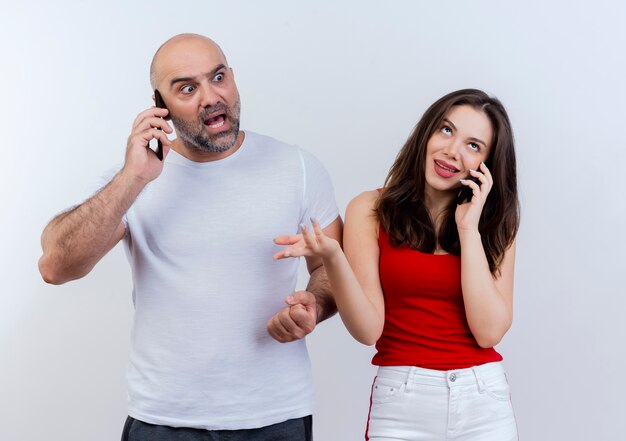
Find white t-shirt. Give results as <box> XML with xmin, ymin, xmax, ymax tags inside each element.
<box><xmin>94</xmin><ymin>131</ymin><xmax>339</xmax><ymax>430</ymax></box>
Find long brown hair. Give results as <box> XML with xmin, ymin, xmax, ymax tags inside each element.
<box><xmin>376</xmin><ymin>89</ymin><xmax>519</xmax><ymax>275</ymax></box>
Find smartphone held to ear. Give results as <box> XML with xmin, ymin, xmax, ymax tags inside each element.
<box><xmin>153</xmin><ymin>89</ymin><xmax>167</xmax><ymax>161</ymax></box>
<box><xmin>456</xmin><ymin>174</ymin><xmax>481</xmax><ymax>205</ymax></box>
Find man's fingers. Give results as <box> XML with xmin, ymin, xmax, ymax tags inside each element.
<box><xmin>288</xmin><ymin>304</ymin><xmax>315</xmax><ymax>333</ymax></box>
<box><xmin>134</xmin><ymin>129</ymin><xmax>172</xmax><ymax>149</ymax></box>
<box><xmin>153</xmin><ymin>129</ymin><xmax>173</xmax><ymax>146</ymax></box>
<box><xmin>267</xmin><ymin>315</ymin><xmax>292</xmax><ymax>343</ymax></box>
<box><xmin>286</xmin><ymin>290</ymin><xmax>316</xmax><ymax>307</ymax></box>
<box><xmin>129</xmin><ymin>126</ymin><xmax>173</xmax><ymax>150</ymax></box>
<box><xmin>267</xmin><ymin>310</ymin><xmax>306</xmax><ymax>343</ymax></box>
<box><xmin>267</xmin><ymin>292</ymin><xmax>318</xmax><ymax>343</ymax></box>
<box><xmin>134</xmin><ymin>116</ymin><xmax>174</xmax><ymax>135</ymax></box>
<box><xmin>132</xmin><ymin>107</ymin><xmax>169</xmax><ymax>130</ymax></box>
<box><xmin>278</xmin><ymin>309</ymin><xmax>307</xmax><ymax>338</ymax></box>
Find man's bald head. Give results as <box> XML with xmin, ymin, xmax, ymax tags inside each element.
<box><xmin>149</xmin><ymin>33</ymin><xmax>228</xmax><ymax>90</ymax></box>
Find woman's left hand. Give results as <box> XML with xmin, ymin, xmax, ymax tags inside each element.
<box><xmin>273</xmin><ymin>218</ymin><xmax>341</xmax><ymax>261</ymax></box>
<box><xmin>455</xmin><ymin>162</ymin><xmax>493</xmax><ymax>231</ymax></box>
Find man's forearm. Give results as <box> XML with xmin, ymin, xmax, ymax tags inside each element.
<box><xmin>39</xmin><ymin>171</ymin><xmax>144</xmax><ymax>284</ymax></box>
<box><xmin>306</xmin><ymin>265</ymin><xmax>337</xmax><ymax>323</ymax></box>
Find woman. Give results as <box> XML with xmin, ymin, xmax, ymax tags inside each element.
<box><xmin>275</xmin><ymin>89</ymin><xmax>520</xmax><ymax>440</ymax></box>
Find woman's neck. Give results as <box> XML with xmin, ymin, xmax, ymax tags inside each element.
<box><xmin>423</xmin><ymin>188</ymin><xmax>455</xmax><ymax>231</ymax></box>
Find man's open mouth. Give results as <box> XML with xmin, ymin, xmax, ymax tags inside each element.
<box><xmin>204</xmin><ymin>114</ymin><xmax>226</xmax><ymax>129</ymax></box>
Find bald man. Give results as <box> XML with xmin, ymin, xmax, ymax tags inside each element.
<box><xmin>39</xmin><ymin>34</ymin><xmax>342</xmax><ymax>440</ymax></box>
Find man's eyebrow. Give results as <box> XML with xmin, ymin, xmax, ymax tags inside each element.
<box><xmin>169</xmin><ymin>76</ymin><xmax>196</xmax><ymax>88</ymax></box>
<box><xmin>169</xmin><ymin>64</ymin><xmax>228</xmax><ymax>89</ymax></box>
<box><xmin>442</xmin><ymin>118</ymin><xmax>487</xmax><ymax>147</ymax></box>
<box><xmin>209</xmin><ymin>64</ymin><xmax>227</xmax><ymax>76</ymax></box>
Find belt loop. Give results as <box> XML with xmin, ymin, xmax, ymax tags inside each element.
<box><xmin>405</xmin><ymin>366</ymin><xmax>415</xmax><ymax>393</ymax></box>
<box><xmin>472</xmin><ymin>366</ymin><xmax>485</xmax><ymax>393</ymax></box>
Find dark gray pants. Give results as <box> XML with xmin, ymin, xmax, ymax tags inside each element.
<box><xmin>121</xmin><ymin>415</ymin><xmax>313</xmax><ymax>441</ymax></box>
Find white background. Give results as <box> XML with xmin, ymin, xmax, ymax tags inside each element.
<box><xmin>1</xmin><ymin>1</ymin><xmax>625</xmax><ymax>440</ymax></box>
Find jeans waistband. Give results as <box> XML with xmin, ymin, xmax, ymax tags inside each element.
<box><xmin>376</xmin><ymin>362</ymin><xmax>506</xmax><ymax>389</ymax></box>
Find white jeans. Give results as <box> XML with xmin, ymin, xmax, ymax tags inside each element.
<box><xmin>366</xmin><ymin>362</ymin><xmax>518</xmax><ymax>441</ymax></box>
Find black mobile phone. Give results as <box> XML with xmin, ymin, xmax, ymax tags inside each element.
<box><xmin>153</xmin><ymin>89</ymin><xmax>168</xmax><ymax>161</ymax></box>
<box><xmin>456</xmin><ymin>171</ymin><xmax>481</xmax><ymax>205</ymax></box>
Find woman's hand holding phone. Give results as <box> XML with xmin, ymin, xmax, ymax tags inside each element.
<box><xmin>455</xmin><ymin>162</ymin><xmax>493</xmax><ymax>232</ymax></box>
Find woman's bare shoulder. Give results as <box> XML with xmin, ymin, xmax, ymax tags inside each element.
<box><xmin>348</xmin><ymin>190</ymin><xmax>380</xmax><ymax>212</ymax></box>
<box><xmin>346</xmin><ymin>190</ymin><xmax>381</xmax><ymax>230</ymax></box>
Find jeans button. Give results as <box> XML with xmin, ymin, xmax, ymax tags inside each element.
<box><xmin>449</xmin><ymin>373</ymin><xmax>457</xmax><ymax>382</ymax></box>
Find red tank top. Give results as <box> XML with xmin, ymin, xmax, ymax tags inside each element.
<box><xmin>372</xmin><ymin>226</ymin><xmax>502</xmax><ymax>369</ymax></box>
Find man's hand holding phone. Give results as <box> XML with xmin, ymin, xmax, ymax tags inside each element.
<box><xmin>121</xmin><ymin>101</ymin><xmax>173</xmax><ymax>186</ymax></box>
<box><xmin>153</xmin><ymin>89</ymin><xmax>168</xmax><ymax>161</ymax></box>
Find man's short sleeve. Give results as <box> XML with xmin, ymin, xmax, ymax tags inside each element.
<box><xmin>297</xmin><ymin>148</ymin><xmax>339</xmax><ymax>228</ymax></box>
